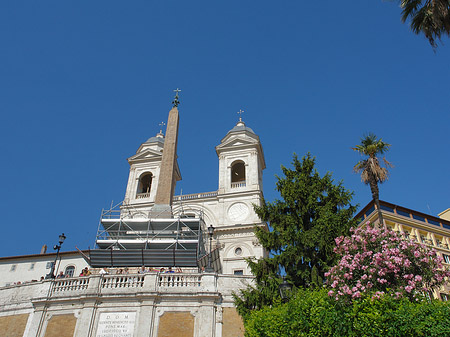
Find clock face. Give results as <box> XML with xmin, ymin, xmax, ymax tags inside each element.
<box><xmin>228</xmin><ymin>203</ymin><xmax>249</xmax><ymax>222</ymax></box>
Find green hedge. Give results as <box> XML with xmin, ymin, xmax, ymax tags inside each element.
<box><xmin>244</xmin><ymin>289</ymin><xmax>450</xmax><ymax>337</ymax></box>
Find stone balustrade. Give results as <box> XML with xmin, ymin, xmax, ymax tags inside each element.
<box><xmin>173</xmin><ymin>191</ymin><xmax>218</xmax><ymax>201</ymax></box>
<box><xmin>0</xmin><ymin>272</ymin><xmax>246</xmax><ymax>306</ymax></box>
<box><xmin>158</xmin><ymin>273</ymin><xmax>201</xmax><ymax>288</ymax></box>
<box><xmin>101</xmin><ymin>274</ymin><xmax>145</xmax><ymax>289</ymax></box>
<box><xmin>136</xmin><ymin>192</ymin><xmax>151</xmax><ymax>199</ymax></box>
<box><xmin>52</xmin><ymin>277</ymin><xmax>90</xmax><ymax>293</ymax></box>
<box><xmin>231</xmin><ymin>181</ymin><xmax>246</xmax><ymax>189</ymax></box>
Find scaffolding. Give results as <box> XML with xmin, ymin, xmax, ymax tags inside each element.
<box><xmin>88</xmin><ymin>202</ymin><xmax>211</xmax><ymax>268</ymax></box>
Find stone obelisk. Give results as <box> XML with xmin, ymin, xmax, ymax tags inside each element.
<box><xmin>152</xmin><ymin>90</ymin><xmax>181</xmax><ymax>218</ymax></box>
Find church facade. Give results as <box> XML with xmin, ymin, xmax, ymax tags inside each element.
<box><xmin>0</xmin><ymin>100</ymin><xmax>267</xmax><ymax>337</ymax></box>
<box><xmin>115</xmin><ymin>113</ymin><xmax>267</xmax><ymax>275</ymax></box>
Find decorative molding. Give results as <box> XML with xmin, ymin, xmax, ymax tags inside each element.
<box><xmin>218</xmin><ymin>232</ymin><xmax>253</xmax><ymax>239</ymax></box>
<box><xmin>252</xmin><ymin>239</ymin><xmax>261</xmax><ymax>247</ymax></box>
<box><xmin>215</xmin><ymin>306</ymin><xmax>223</xmax><ymax>323</ymax></box>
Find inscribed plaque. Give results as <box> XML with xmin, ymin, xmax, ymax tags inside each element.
<box><xmin>96</xmin><ymin>312</ymin><xmax>136</xmax><ymax>337</ymax></box>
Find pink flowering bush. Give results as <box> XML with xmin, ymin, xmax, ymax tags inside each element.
<box><xmin>325</xmin><ymin>225</ymin><xmax>450</xmax><ymax>302</ymax></box>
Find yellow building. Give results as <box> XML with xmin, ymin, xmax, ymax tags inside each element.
<box><xmin>356</xmin><ymin>200</ymin><xmax>450</xmax><ymax>300</ymax></box>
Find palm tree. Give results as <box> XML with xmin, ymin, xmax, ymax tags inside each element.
<box><xmin>399</xmin><ymin>0</ymin><xmax>450</xmax><ymax>48</ymax></box>
<box><xmin>353</xmin><ymin>133</ymin><xmax>392</xmax><ymax>227</ymax></box>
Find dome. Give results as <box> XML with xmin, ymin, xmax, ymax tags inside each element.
<box><xmin>145</xmin><ymin>132</ymin><xmax>165</xmax><ymax>144</ymax></box>
<box><xmin>226</xmin><ymin>120</ymin><xmax>255</xmax><ymax>135</ymax></box>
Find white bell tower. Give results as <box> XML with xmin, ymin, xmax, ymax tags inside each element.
<box><xmin>122</xmin><ymin>130</ymin><xmax>181</xmax><ymax>211</ymax></box>
<box><xmin>216</xmin><ymin>117</ymin><xmax>265</xmax><ymax>196</ymax></box>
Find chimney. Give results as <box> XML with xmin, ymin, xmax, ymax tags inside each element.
<box><xmin>40</xmin><ymin>244</ymin><xmax>47</xmax><ymax>254</ymax></box>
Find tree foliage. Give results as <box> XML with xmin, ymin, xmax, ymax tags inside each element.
<box><xmin>398</xmin><ymin>0</ymin><xmax>450</xmax><ymax>48</ymax></box>
<box><xmin>326</xmin><ymin>225</ymin><xmax>450</xmax><ymax>302</ymax></box>
<box><xmin>234</xmin><ymin>153</ymin><xmax>358</xmax><ymax>318</ymax></box>
<box><xmin>245</xmin><ymin>288</ymin><xmax>450</xmax><ymax>337</ymax></box>
<box><xmin>353</xmin><ymin>133</ymin><xmax>392</xmax><ymax>225</ymax></box>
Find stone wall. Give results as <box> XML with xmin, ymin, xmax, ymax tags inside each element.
<box><xmin>223</xmin><ymin>308</ymin><xmax>245</xmax><ymax>337</ymax></box>
<box><xmin>157</xmin><ymin>312</ymin><xmax>194</xmax><ymax>337</ymax></box>
<box><xmin>0</xmin><ymin>313</ymin><xmax>29</xmax><ymax>337</ymax></box>
<box><xmin>44</xmin><ymin>314</ymin><xmax>77</xmax><ymax>337</ymax></box>
<box><xmin>0</xmin><ymin>273</ymin><xmax>253</xmax><ymax>337</ymax></box>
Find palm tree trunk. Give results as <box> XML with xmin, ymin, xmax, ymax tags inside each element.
<box><xmin>368</xmin><ymin>174</ymin><xmax>384</xmax><ymax>228</ymax></box>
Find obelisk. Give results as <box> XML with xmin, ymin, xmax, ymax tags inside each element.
<box><xmin>152</xmin><ymin>89</ymin><xmax>181</xmax><ymax>218</ymax></box>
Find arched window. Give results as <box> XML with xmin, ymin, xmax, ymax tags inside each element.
<box><xmin>64</xmin><ymin>265</ymin><xmax>75</xmax><ymax>278</ymax></box>
<box><xmin>137</xmin><ymin>173</ymin><xmax>153</xmax><ymax>195</ymax></box>
<box><xmin>231</xmin><ymin>161</ymin><xmax>246</xmax><ymax>183</ymax></box>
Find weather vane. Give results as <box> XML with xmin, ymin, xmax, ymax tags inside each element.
<box><xmin>237</xmin><ymin>109</ymin><xmax>244</xmax><ymax>121</ymax></box>
<box><xmin>159</xmin><ymin>121</ymin><xmax>166</xmax><ymax>133</ymax></box>
<box><xmin>172</xmin><ymin>88</ymin><xmax>181</xmax><ymax>107</ymax></box>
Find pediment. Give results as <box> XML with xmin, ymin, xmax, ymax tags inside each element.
<box><xmin>216</xmin><ymin>137</ymin><xmax>258</xmax><ymax>151</ymax></box>
<box><xmin>128</xmin><ymin>149</ymin><xmax>163</xmax><ymax>163</ymax></box>
<box><xmin>216</xmin><ymin>136</ymin><xmax>266</xmax><ymax>170</ymax></box>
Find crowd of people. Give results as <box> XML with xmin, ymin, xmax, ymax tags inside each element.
<box><xmin>94</xmin><ymin>266</ymin><xmax>184</xmax><ymax>275</ymax></box>
<box><xmin>5</xmin><ymin>266</ymin><xmax>189</xmax><ymax>286</ymax></box>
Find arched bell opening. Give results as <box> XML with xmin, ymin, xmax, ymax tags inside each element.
<box><xmin>231</xmin><ymin>161</ymin><xmax>246</xmax><ymax>188</ymax></box>
<box><xmin>136</xmin><ymin>173</ymin><xmax>153</xmax><ymax>198</ymax></box>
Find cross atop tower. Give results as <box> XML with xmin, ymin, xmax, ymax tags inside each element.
<box><xmin>159</xmin><ymin>121</ymin><xmax>166</xmax><ymax>134</ymax></box>
<box><xmin>172</xmin><ymin>88</ymin><xmax>181</xmax><ymax>107</ymax></box>
<box><xmin>237</xmin><ymin>109</ymin><xmax>244</xmax><ymax>121</ymax></box>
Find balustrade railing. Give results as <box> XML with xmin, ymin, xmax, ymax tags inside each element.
<box><xmin>52</xmin><ymin>277</ymin><xmax>90</xmax><ymax>293</ymax></box>
<box><xmin>158</xmin><ymin>274</ymin><xmax>201</xmax><ymax>288</ymax></box>
<box><xmin>173</xmin><ymin>191</ymin><xmax>218</xmax><ymax>201</ymax></box>
<box><xmin>102</xmin><ymin>275</ymin><xmax>144</xmax><ymax>288</ymax></box>
<box><xmin>136</xmin><ymin>193</ymin><xmax>151</xmax><ymax>199</ymax></box>
<box><xmin>231</xmin><ymin>181</ymin><xmax>246</xmax><ymax>189</ymax></box>
<box><xmin>49</xmin><ymin>273</ymin><xmax>203</xmax><ymax>296</ymax></box>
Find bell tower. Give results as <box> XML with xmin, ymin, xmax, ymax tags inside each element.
<box><xmin>216</xmin><ymin>115</ymin><xmax>265</xmax><ymax>196</ymax></box>
<box><xmin>122</xmin><ymin>91</ymin><xmax>182</xmax><ymax>216</ymax></box>
<box><xmin>123</xmin><ymin>131</ymin><xmax>165</xmax><ymax>206</ymax></box>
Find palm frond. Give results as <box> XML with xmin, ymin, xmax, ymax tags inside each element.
<box><xmin>353</xmin><ymin>160</ymin><xmax>367</xmax><ymax>174</ymax></box>
<box><xmin>400</xmin><ymin>0</ymin><xmax>450</xmax><ymax>47</ymax></box>
<box><xmin>353</xmin><ymin>133</ymin><xmax>392</xmax><ymax>186</ymax></box>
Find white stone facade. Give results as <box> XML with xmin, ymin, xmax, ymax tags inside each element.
<box><xmin>0</xmin><ymin>272</ymin><xmax>253</xmax><ymax>337</ymax></box>
<box><xmin>0</xmin><ymin>251</ymin><xmax>88</xmax><ymax>287</ymax></box>
<box><xmin>0</xmin><ymin>118</ymin><xmax>267</xmax><ymax>337</ymax></box>
<box><xmin>120</xmin><ymin>119</ymin><xmax>268</xmax><ymax>275</ymax></box>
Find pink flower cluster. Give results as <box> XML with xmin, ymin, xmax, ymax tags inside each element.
<box><xmin>325</xmin><ymin>225</ymin><xmax>450</xmax><ymax>302</ymax></box>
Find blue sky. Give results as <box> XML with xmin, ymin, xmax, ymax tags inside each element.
<box><xmin>1</xmin><ymin>1</ymin><xmax>449</xmax><ymax>258</ymax></box>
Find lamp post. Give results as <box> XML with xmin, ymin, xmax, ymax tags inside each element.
<box><xmin>279</xmin><ymin>276</ymin><xmax>292</xmax><ymax>303</ymax></box>
<box><xmin>46</xmin><ymin>233</ymin><xmax>66</xmax><ymax>279</ymax></box>
<box><xmin>205</xmin><ymin>225</ymin><xmax>215</xmax><ymax>272</ymax></box>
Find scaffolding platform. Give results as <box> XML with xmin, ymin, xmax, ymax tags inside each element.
<box><xmin>88</xmin><ymin>204</ymin><xmax>216</xmax><ymax>269</ymax></box>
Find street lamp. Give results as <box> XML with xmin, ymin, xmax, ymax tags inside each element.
<box><xmin>46</xmin><ymin>233</ymin><xmax>66</xmax><ymax>279</ymax></box>
<box><xmin>279</xmin><ymin>276</ymin><xmax>292</xmax><ymax>303</ymax></box>
<box><xmin>205</xmin><ymin>225</ymin><xmax>215</xmax><ymax>272</ymax></box>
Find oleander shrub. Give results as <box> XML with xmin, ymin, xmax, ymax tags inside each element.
<box><xmin>325</xmin><ymin>225</ymin><xmax>450</xmax><ymax>302</ymax></box>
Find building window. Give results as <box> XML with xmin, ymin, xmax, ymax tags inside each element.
<box><xmin>137</xmin><ymin>173</ymin><xmax>153</xmax><ymax>195</ymax></box>
<box><xmin>412</xmin><ymin>214</ymin><xmax>426</xmax><ymax>222</ymax></box>
<box><xmin>380</xmin><ymin>204</ymin><xmax>394</xmax><ymax>213</ymax></box>
<box><xmin>397</xmin><ymin>209</ymin><xmax>411</xmax><ymax>218</ymax></box>
<box><xmin>231</xmin><ymin>162</ymin><xmax>245</xmax><ymax>183</ymax></box>
<box><xmin>46</xmin><ymin>262</ymin><xmax>54</xmax><ymax>269</ymax></box>
<box><xmin>443</xmin><ymin>254</ymin><xmax>450</xmax><ymax>264</ymax></box>
<box><xmin>231</xmin><ymin>161</ymin><xmax>246</xmax><ymax>188</ymax></box>
<box><xmin>440</xmin><ymin>293</ymin><xmax>449</xmax><ymax>301</ymax></box>
<box><xmin>65</xmin><ymin>265</ymin><xmax>75</xmax><ymax>278</ymax></box>
<box><xmin>30</xmin><ymin>263</ymin><xmax>35</xmax><ymax>270</ymax></box>
<box><xmin>234</xmin><ymin>247</ymin><xmax>242</xmax><ymax>256</ymax></box>
<box><xmin>233</xmin><ymin>269</ymin><xmax>244</xmax><ymax>275</ymax></box>
<box><xmin>10</xmin><ymin>264</ymin><xmax>17</xmax><ymax>272</ymax></box>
